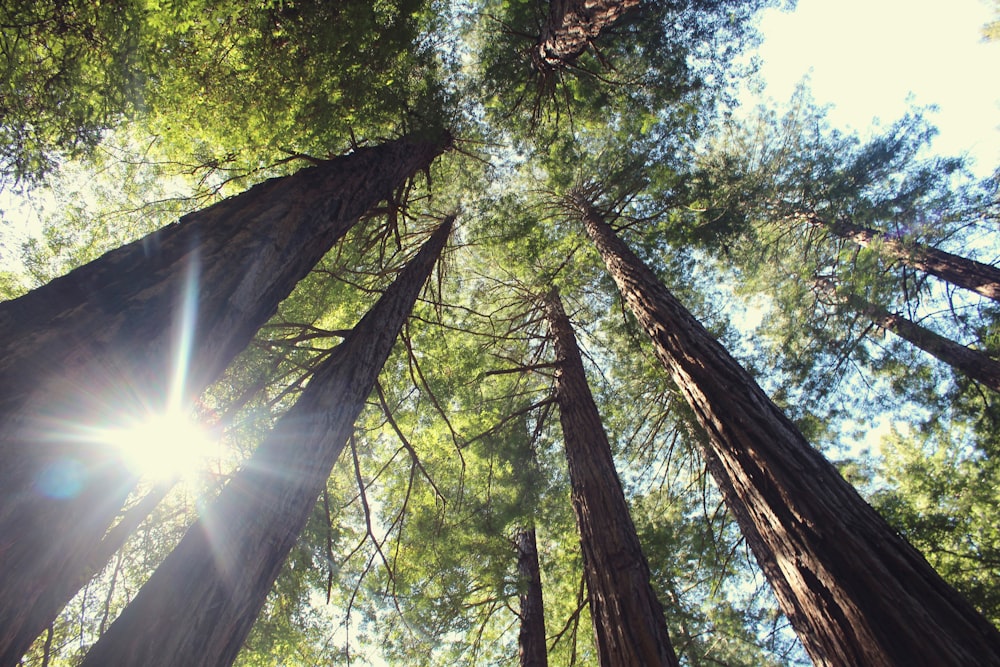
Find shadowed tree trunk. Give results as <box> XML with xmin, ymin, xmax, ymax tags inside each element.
<box><xmin>803</xmin><ymin>212</ymin><xmax>1000</xmax><ymax>303</ymax></box>
<box><xmin>516</xmin><ymin>526</ymin><xmax>548</xmax><ymax>667</ymax></box>
<box><xmin>543</xmin><ymin>289</ymin><xmax>679</xmax><ymax>667</ymax></box>
<box><xmin>573</xmin><ymin>193</ymin><xmax>1000</xmax><ymax>667</ymax></box>
<box><xmin>77</xmin><ymin>218</ymin><xmax>453</xmax><ymax>667</ymax></box>
<box><xmin>532</xmin><ymin>0</ymin><xmax>640</xmax><ymax>73</ymax></box>
<box><xmin>841</xmin><ymin>290</ymin><xmax>1000</xmax><ymax>393</ymax></box>
<box><xmin>0</xmin><ymin>134</ymin><xmax>449</xmax><ymax>667</ymax></box>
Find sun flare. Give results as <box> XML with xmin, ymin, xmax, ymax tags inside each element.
<box><xmin>102</xmin><ymin>409</ymin><xmax>215</xmax><ymax>482</ymax></box>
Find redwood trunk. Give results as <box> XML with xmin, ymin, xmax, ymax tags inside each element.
<box><xmin>77</xmin><ymin>218</ymin><xmax>452</xmax><ymax>667</ymax></box>
<box><xmin>0</xmin><ymin>135</ymin><xmax>447</xmax><ymax>666</ymax></box>
<box><xmin>846</xmin><ymin>293</ymin><xmax>1000</xmax><ymax>393</ymax></box>
<box><xmin>543</xmin><ymin>289</ymin><xmax>679</xmax><ymax>667</ymax></box>
<box><xmin>576</xmin><ymin>197</ymin><xmax>1000</xmax><ymax>666</ymax></box>
<box><xmin>516</xmin><ymin>527</ymin><xmax>549</xmax><ymax>667</ymax></box>
<box><xmin>533</xmin><ymin>0</ymin><xmax>639</xmax><ymax>73</ymax></box>
<box><xmin>811</xmin><ymin>213</ymin><xmax>1000</xmax><ymax>303</ymax></box>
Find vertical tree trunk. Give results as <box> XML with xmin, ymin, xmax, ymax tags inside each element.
<box><xmin>516</xmin><ymin>527</ymin><xmax>549</xmax><ymax>667</ymax></box>
<box><xmin>543</xmin><ymin>289</ymin><xmax>679</xmax><ymax>667</ymax></box>
<box><xmin>533</xmin><ymin>0</ymin><xmax>640</xmax><ymax>73</ymax></box>
<box><xmin>77</xmin><ymin>218</ymin><xmax>452</xmax><ymax>667</ymax></box>
<box><xmin>0</xmin><ymin>134</ymin><xmax>449</xmax><ymax>667</ymax></box>
<box><xmin>806</xmin><ymin>212</ymin><xmax>1000</xmax><ymax>303</ymax></box>
<box><xmin>844</xmin><ymin>291</ymin><xmax>1000</xmax><ymax>393</ymax></box>
<box><xmin>574</xmin><ymin>195</ymin><xmax>1000</xmax><ymax>667</ymax></box>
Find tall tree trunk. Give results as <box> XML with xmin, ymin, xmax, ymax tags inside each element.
<box><xmin>543</xmin><ymin>289</ymin><xmax>679</xmax><ymax>667</ymax></box>
<box><xmin>532</xmin><ymin>0</ymin><xmax>640</xmax><ymax>73</ymax></box>
<box><xmin>516</xmin><ymin>527</ymin><xmax>549</xmax><ymax>667</ymax></box>
<box><xmin>843</xmin><ymin>291</ymin><xmax>1000</xmax><ymax>393</ymax></box>
<box><xmin>77</xmin><ymin>218</ymin><xmax>452</xmax><ymax>667</ymax></box>
<box><xmin>0</xmin><ymin>134</ymin><xmax>449</xmax><ymax>667</ymax></box>
<box><xmin>805</xmin><ymin>212</ymin><xmax>1000</xmax><ymax>303</ymax></box>
<box><xmin>573</xmin><ymin>194</ymin><xmax>1000</xmax><ymax>667</ymax></box>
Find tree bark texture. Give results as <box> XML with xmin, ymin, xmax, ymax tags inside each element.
<box><xmin>532</xmin><ymin>0</ymin><xmax>640</xmax><ymax>73</ymax></box>
<box><xmin>575</xmin><ymin>196</ymin><xmax>1000</xmax><ymax>667</ymax></box>
<box><xmin>845</xmin><ymin>292</ymin><xmax>1000</xmax><ymax>393</ymax></box>
<box><xmin>543</xmin><ymin>289</ymin><xmax>680</xmax><ymax>667</ymax></box>
<box><xmin>808</xmin><ymin>213</ymin><xmax>1000</xmax><ymax>303</ymax></box>
<box><xmin>77</xmin><ymin>218</ymin><xmax>452</xmax><ymax>667</ymax></box>
<box><xmin>0</xmin><ymin>134</ymin><xmax>448</xmax><ymax>667</ymax></box>
<box><xmin>516</xmin><ymin>527</ymin><xmax>549</xmax><ymax>667</ymax></box>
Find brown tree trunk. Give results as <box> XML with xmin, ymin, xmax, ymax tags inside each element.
<box><xmin>532</xmin><ymin>0</ymin><xmax>640</xmax><ymax>73</ymax></box>
<box><xmin>76</xmin><ymin>218</ymin><xmax>452</xmax><ymax>667</ymax></box>
<box><xmin>543</xmin><ymin>289</ymin><xmax>679</xmax><ymax>667</ymax></box>
<box><xmin>808</xmin><ymin>213</ymin><xmax>1000</xmax><ymax>303</ymax></box>
<box><xmin>0</xmin><ymin>134</ymin><xmax>448</xmax><ymax>667</ymax></box>
<box><xmin>844</xmin><ymin>292</ymin><xmax>1000</xmax><ymax>393</ymax></box>
<box><xmin>516</xmin><ymin>527</ymin><xmax>549</xmax><ymax>667</ymax></box>
<box><xmin>574</xmin><ymin>194</ymin><xmax>1000</xmax><ymax>667</ymax></box>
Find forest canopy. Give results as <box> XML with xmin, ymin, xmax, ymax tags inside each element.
<box><xmin>1</xmin><ymin>1</ymin><xmax>998</xmax><ymax>666</ymax></box>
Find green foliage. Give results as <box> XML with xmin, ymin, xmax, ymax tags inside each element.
<box><xmin>872</xmin><ymin>418</ymin><xmax>1000</xmax><ymax>626</ymax></box>
<box><xmin>7</xmin><ymin>1</ymin><xmax>999</xmax><ymax>665</ymax></box>
<box><xmin>0</xmin><ymin>0</ymin><xmax>147</xmax><ymax>182</ymax></box>
<box><xmin>472</xmin><ymin>0</ymin><xmax>770</xmax><ymax>145</ymax></box>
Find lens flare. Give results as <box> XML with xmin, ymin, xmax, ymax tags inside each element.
<box><xmin>102</xmin><ymin>408</ymin><xmax>214</xmax><ymax>482</ymax></box>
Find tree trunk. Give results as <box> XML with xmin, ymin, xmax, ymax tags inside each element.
<box><xmin>0</xmin><ymin>134</ymin><xmax>448</xmax><ymax>667</ymax></box>
<box><xmin>77</xmin><ymin>218</ymin><xmax>452</xmax><ymax>667</ymax></box>
<box><xmin>807</xmin><ymin>212</ymin><xmax>1000</xmax><ymax>303</ymax></box>
<box><xmin>844</xmin><ymin>291</ymin><xmax>1000</xmax><ymax>393</ymax></box>
<box><xmin>516</xmin><ymin>527</ymin><xmax>549</xmax><ymax>667</ymax></box>
<box><xmin>533</xmin><ymin>0</ymin><xmax>640</xmax><ymax>73</ymax></box>
<box><xmin>543</xmin><ymin>289</ymin><xmax>679</xmax><ymax>667</ymax></box>
<box><xmin>574</xmin><ymin>194</ymin><xmax>1000</xmax><ymax>667</ymax></box>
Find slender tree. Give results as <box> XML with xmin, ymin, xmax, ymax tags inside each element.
<box><xmin>516</xmin><ymin>526</ymin><xmax>549</xmax><ymax>667</ymax></box>
<box><xmin>572</xmin><ymin>192</ymin><xmax>1000</xmax><ymax>666</ymax></box>
<box><xmin>543</xmin><ymin>288</ymin><xmax>679</xmax><ymax>667</ymax></box>
<box><xmin>0</xmin><ymin>134</ymin><xmax>449</xmax><ymax>666</ymax></box>
<box><xmin>830</xmin><ymin>286</ymin><xmax>1000</xmax><ymax>393</ymax></box>
<box><xmin>532</xmin><ymin>0</ymin><xmax>640</xmax><ymax>73</ymax></box>
<box><xmin>802</xmin><ymin>211</ymin><xmax>1000</xmax><ymax>303</ymax></box>
<box><xmin>77</xmin><ymin>217</ymin><xmax>453</xmax><ymax>667</ymax></box>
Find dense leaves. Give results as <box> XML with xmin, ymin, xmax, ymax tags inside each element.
<box><xmin>2</xmin><ymin>0</ymin><xmax>998</xmax><ymax>665</ymax></box>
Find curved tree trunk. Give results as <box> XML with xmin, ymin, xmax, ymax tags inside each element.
<box><xmin>533</xmin><ymin>0</ymin><xmax>639</xmax><ymax>73</ymax></box>
<box><xmin>844</xmin><ymin>292</ymin><xmax>1000</xmax><ymax>393</ymax></box>
<box><xmin>575</xmin><ymin>195</ymin><xmax>1000</xmax><ymax>667</ymax></box>
<box><xmin>77</xmin><ymin>218</ymin><xmax>452</xmax><ymax>667</ymax></box>
<box><xmin>543</xmin><ymin>289</ymin><xmax>679</xmax><ymax>667</ymax></box>
<box><xmin>516</xmin><ymin>527</ymin><xmax>549</xmax><ymax>667</ymax></box>
<box><xmin>0</xmin><ymin>134</ymin><xmax>448</xmax><ymax>667</ymax></box>
<box><xmin>807</xmin><ymin>212</ymin><xmax>1000</xmax><ymax>303</ymax></box>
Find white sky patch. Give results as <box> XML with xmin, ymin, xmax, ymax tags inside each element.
<box><xmin>752</xmin><ymin>0</ymin><xmax>1000</xmax><ymax>177</ymax></box>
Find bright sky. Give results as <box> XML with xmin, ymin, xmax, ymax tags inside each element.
<box><xmin>752</xmin><ymin>0</ymin><xmax>1000</xmax><ymax>178</ymax></box>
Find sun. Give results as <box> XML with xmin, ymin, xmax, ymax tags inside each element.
<box><xmin>102</xmin><ymin>408</ymin><xmax>215</xmax><ymax>483</ymax></box>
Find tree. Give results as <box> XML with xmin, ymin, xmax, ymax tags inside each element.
<box><xmin>543</xmin><ymin>288</ymin><xmax>679</xmax><ymax>667</ymax></box>
<box><xmin>829</xmin><ymin>286</ymin><xmax>1000</xmax><ymax>394</ymax></box>
<box><xmin>802</xmin><ymin>212</ymin><xmax>1000</xmax><ymax>304</ymax></box>
<box><xmin>516</xmin><ymin>527</ymin><xmax>549</xmax><ymax>667</ymax></box>
<box><xmin>572</xmin><ymin>192</ymin><xmax>1000</xmax><ymax>666</ymax></box>
<box><xmin>77</xmin><ymin>217</ymin><xmax>453</xmax><ymax>667</ymax></box>
<box><xmin>531</xmin><ymin>0</ymin><xmax>640</xmax><ymax>73</ymax></box>
<box><xmin>0</xmin><ymin>133</ymin><xmax>448</xmax><ymax>666</ymax></box>
<box><xmin>0</xmin><ymin>0</ymin><xmax>441</xmax><ymax>185</ymax></box>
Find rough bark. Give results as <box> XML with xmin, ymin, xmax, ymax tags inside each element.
<box><xmin>543</xmin><ymin>289</ymin><xmax>679</xmax><ymax>667</ymax></box>
<box><xmin>807</xmin><ymin>212</ymin><xmax>1000</xmax><ymax>303</ymax></box>
<box><xmin>0</xmin><ymin>134</ymin><xmax>448</xmax><ymax>667</ymax></box>
<box><xmin>516</xmin><ymin>527</ymin><xmax>549</xmax><ymax>667</ymax></box>
<box><xmin>845</xmin><ymin>292</ymin><xmax>1000</xmax><ymax>393</ymax></box>
<box><xmin>574</xmin><ymin>195</ymin><xmax>1000</xmax><ymax>667</ymax></box>
<box><xmin>77</xmin><ymin>218</ymin><xmax>452</xmax><ymax>667</ymax></box>
<box><xmin>532</xmin><ymin>0</ymin><xmax>640</xmax><ymax>73</ymax></box>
